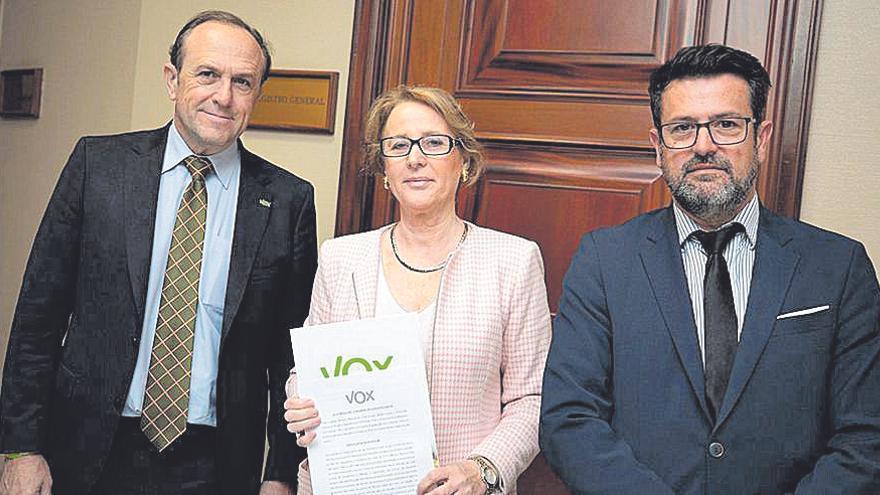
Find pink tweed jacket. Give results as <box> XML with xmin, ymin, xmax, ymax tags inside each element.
<box><xmin>290</xmin><ymin>223</ymin><xmax>551</xmax><ymax>494</ymax></box>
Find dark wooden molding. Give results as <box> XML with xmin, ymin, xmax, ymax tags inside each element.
<box><xmin>334</xmin><ymin>0</ymin><xmax>390</xmax><ymax>236</ymax></box>
<box><xmin>762</xmin><ymin>0</ymin><xmax>824</xmax><ymax>218</ymax></box>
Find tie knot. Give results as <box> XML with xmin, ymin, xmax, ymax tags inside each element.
<box><xmin>183</xmin><ymin>155</ymin><xmax>213</xmax><ymax>181</ymax></box>
<box><xmin>693</xmin><ymin>223</ymin><xmax>744</xmax><ymax>255</ymax></box>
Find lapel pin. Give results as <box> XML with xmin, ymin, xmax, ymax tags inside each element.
<box><xmin>259</xmin><ymin>198</ymin><xmax>272</xmax><ymax>208</ymax></box>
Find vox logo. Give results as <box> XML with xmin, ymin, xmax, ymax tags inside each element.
<box><xmin>320</xmin><ymin>354</ymin><xmax>394</xmax><ymax>379</ymax></box>
<box><xmin>345</xmin><ymin>390</ymin><xmax>375</xmax><ymax>404</ymax></box>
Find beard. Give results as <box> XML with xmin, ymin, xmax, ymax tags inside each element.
<box><xmin>660</xmin><ymin>150</ymin><xmax>759</xmax><ymax>224</ymax></box>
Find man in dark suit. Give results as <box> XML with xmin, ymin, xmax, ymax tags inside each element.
<box><xmin>541</xmin><ymin>44</ymin><xmax>880</xmax><ymax>494</ymax></box>
<box><xmin>0</xmin><ymin>11</ymin><xmax>315</xmax><ymax>495</ymax></box>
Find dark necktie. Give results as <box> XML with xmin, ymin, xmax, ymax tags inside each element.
<box><xmin>693</xmin><ymin>223</ymin><xmax>744</xmax><ymax>421</ymax></box>
<box><xmin>141</xmin><ymin>155</ymin><xmax>212</xmax><ymax>451</ymax></box>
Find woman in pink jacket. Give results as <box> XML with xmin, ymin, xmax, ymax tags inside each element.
<box><xmin>284</xmin><ymin>86</ymin><xmax>551</xmax><ymax>495</ymax></box>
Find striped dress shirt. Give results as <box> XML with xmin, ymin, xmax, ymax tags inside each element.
<box><xmin>674</xmin><ymin>195</ymin><xmax>760</xmax><ymax>365</ymax></box>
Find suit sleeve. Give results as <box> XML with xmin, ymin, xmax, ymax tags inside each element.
<box><xmin>263</xmin><ymin>183</ymin><xmax>317</xmax><ymax>482</ymax></box>
<box><xmin>470</xmin><ymin>242</ymin><xmax>551</xmax><ymax>490</ymax></box>
<box><xmin>0</xmin><ymin>139</ymin><xmax>86</xmax><ymax>453</ymax></box>
<box><xmin>540</xmin><ymin>233</ymin><xmax>675</xmax><ymax>494</ymax></box>
<box><xmin>794</xmin><ymin>242</ymin><xmax>880</xmax><ymax>494</ymax></box>
<box><xmin>280</xmin><ymin>237</ymin><xmax>337</xmax><ymax>493</ymax></box>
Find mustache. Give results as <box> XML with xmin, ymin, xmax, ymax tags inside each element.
<box><xmin>683</xmin><ymin>154</ymin><xmax>733</xmax><ymax>174</ymax></box>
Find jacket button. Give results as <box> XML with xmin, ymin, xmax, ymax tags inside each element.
<box><xmin>114</xmin><ymin>396</ymin><xmax>124</xmax><ymax>408</ymax></box>
<box><xmin>131</xmin><ymin>335</ymin><xmax>140</xmax><ymax>346</ymax></box>
<box><xmin>708</xmin><ymin>442</ymin><xmax>725</xmax><ymax>458</ymax></box>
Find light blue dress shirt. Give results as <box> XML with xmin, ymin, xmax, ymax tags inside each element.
<box><xmin>123</xmin><ymin>123</ymin><xmax>241</xmax><ymax>426</ymax></box>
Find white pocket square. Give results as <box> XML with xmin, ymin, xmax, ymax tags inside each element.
<box><xmin>776</xmin><ymin>305</ymin><xmax>830</xmax><ymax>320</ymax></box>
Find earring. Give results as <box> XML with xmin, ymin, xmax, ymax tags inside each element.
<box><xmin>461</xmin><ymin>166</ymin><xmax>469</xmax><ymax>184</ymax></box>
<box><xmin>383</xmin><ymin>175</ymin><xmax>390</xmax><ymax>190</ymax></box>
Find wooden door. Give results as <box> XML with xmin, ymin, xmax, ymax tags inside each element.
<box><xmin>336</xmin><ymin>1</ymin><xmax>822</xmax><ymax>492</ymax></box>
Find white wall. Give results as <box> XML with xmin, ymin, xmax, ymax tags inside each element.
<box><xmin>0</xmin><ymin>0</ymin><xmax>142</xmax><ymax>369</ymax></box>
<box><xmin>801</xmin><ymin>0</ymin><xmax>880</xmax><ymax>262</ymax></box>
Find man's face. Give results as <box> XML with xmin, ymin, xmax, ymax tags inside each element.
<box><xmin>164</xmin><ymin>21</ymin><xmax>264</xmax><ymax>155</ymax></box>
<box><xmin>649</xmin><ymin>74</ymin><xmax>773</xmax><ymax>226</ymax></box>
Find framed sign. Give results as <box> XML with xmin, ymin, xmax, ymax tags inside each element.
<box><xmin>1</xmin><ymin>68</ymin><xmax>43</xmax><ymax>118</ymax></box>
<box><xmin>249</xmin><ymin>69</ymin><xmax>339</xmax><ymax>134</ymax></box>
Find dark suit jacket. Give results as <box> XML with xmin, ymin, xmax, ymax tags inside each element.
<box><xmin>540</xmin><ymin>205</ymin><xmax>880</xmax><ymax>494</ymax></box>
<box><xmin>0</xmin><ymin>125</ymin><xmax>317</xmax><ymax>494</ymax></box>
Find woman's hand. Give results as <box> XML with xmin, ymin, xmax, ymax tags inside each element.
<box><xmin>283</xmin><ymin>396</ymin><xmax>321</xmax><ymax>448</ymax></box>
<box><xmin>416</xmin><ymin>459</ymin><xmax>485</xmax><ymax>495</ymax></box>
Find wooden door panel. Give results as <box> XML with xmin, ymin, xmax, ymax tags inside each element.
<box><xmin>479</xmin><ymin>179</ymin><xmax>651</xmax><ymax>309</ymax></box>
<box><xmin>461</xmin><ymin>97</ymin><xmax>653</xmax><ymax>148</ymax></box>
<box><xmin>401</xmin><ymin>0</ymin><xmax>467</xmax><ymax>88</ymax></box>
<box><xmin>463</xmin><ymin>0</ymin><xmax>694</xmax><ymax>94</ymax></box>
<box><xmin>472</xmin><ymin>144</ymin><xmax>666</xmax><ymax>311</ymax></box>
<box><xmin>503</xmin><ymin>0</ymin><xmax>662</xmax><ymax>52</ymax></box>
<box><xmin>704</xmin><ymin>0</ymin><xmax>773</xmax><ymax>53</ymax></box>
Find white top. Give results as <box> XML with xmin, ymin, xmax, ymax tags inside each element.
<box><xmin>375</xmin><ymin>261</ymin><xmax>436</xmax><ymax>356</ymax></box>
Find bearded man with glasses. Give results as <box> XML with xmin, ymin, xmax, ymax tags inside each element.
<box><xmin>541</xmin><ymin>44</ymin><xmax>880</xmax><ymax>494</ymax></box>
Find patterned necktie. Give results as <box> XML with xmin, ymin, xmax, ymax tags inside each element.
<box><xmin>141</xmin><ymin>155</ymin><xmax>213</xmax><ymax>451</ymax></box>
<box><xmin>693</xmin><ymin>223</ymin><xmax>744</xmax><ymax>422</ymax></box>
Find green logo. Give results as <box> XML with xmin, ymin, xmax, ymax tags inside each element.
<box><xmin>320</xmin><ymin>354</ymin><xmax>394</xmax><ymax>379</ymax></box>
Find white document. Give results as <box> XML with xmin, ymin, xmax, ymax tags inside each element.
<box><xmin>290</xmin><ymin>313</ymin><xmax>438</xmax><ymax>495</ymax></box>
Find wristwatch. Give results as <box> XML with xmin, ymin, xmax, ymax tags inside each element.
<box><xmin>468</xmin><ymin>455</ymin><xmax>502</xmax><ymax>494</ymax></box>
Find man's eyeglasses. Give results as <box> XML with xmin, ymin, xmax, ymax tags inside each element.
<box><xmin>380</xmin><ymin>134</ymin><xmax>457</xmax><ymax>158</ymax></box>
<box><xmin>658</xmin><ymin>117</ymin><xmax>753</xmax><ymax>149</ymax></box>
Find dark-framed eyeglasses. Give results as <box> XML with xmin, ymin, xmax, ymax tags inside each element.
<box><xmin>379</xmin><ymin>134</ymin><xmax>457</xmax><ymax>158</ymax></box>
<box><xmin>658</xmin><ymin>117</ymin><xmax>753</xmax><ymax>149</ymax></box>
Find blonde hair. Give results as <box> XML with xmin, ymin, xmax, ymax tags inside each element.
<box><xmin>363</xmin><ymin>85</ymin><xmax>484</xmax><ymax>187</ymax></box>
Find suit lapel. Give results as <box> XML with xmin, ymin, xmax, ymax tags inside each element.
<box><xmin>715</xmin><ymin>207</ymin><xmax>799</xmax><ymax>428</ymax></box>
<box><xmin>640</xmin><ymin>208</ymin><xmax>711</xmax><ymax>420</ymax></box>
<box><xmin>124</xmin><ymin>127</ymin><xmax>167</xmax><ymax>327</ymax></box>
<box><xmin>220</xmin><ymin>147</ymin><xmax>272</xmax><ymax>346</ymax></box>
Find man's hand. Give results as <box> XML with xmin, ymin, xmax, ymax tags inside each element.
<box><xmin>259</xmin><ymin>480</ymin><xmax>292</xmax><ymax>495</ymax></box>
<box><xmin>0</xmin><ymin>454</ymin><xmax>52</xmax><ymax>495</ymax></box>
<box><xmin>417</xmin><ymin>459</ymin><xmax>486</xmax><ymax>495</ymax></box>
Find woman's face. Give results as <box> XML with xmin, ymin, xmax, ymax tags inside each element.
<box><xmin>381</xmin><ymin>101</ymin><xmax>464</xmax><ymax>216</ymax></box>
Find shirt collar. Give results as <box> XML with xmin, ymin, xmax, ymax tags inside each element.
<box><xmin>162</xmin><ymin>121</ymin><xmax>240</xmax><ymax>190</ymax></box>
<box><xmin>674</xmin><ymin>194</ymin><xmax>760</xmax><ymax>248</ymax></box>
